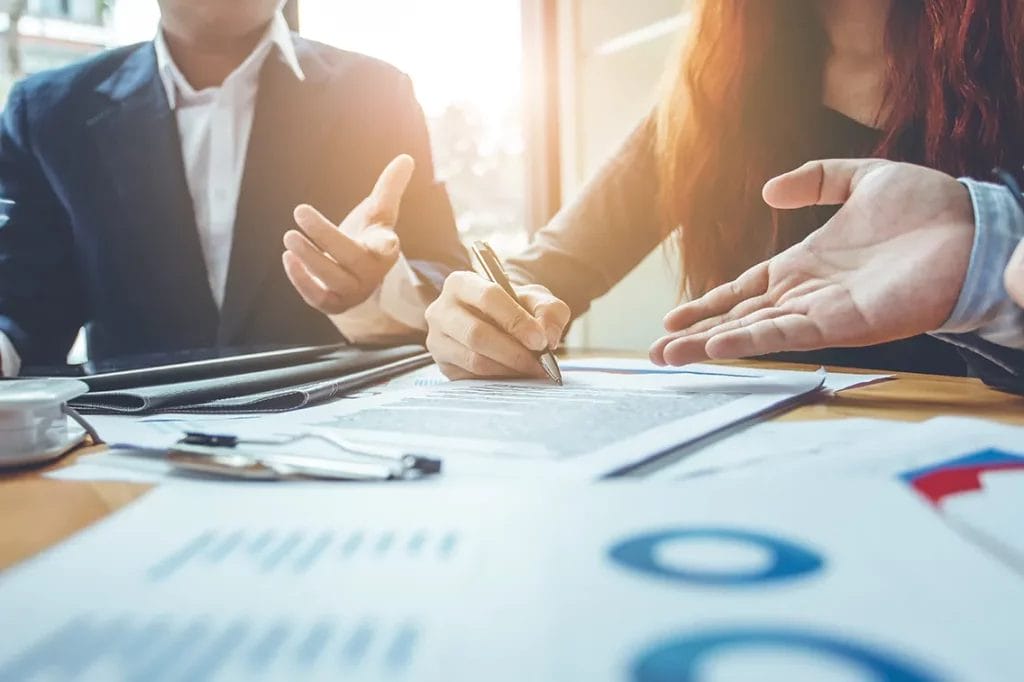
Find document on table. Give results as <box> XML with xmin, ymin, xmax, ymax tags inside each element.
<box><xmin>292</xmin><ymin>370</ymin><xmax>826</xmax><ymax>478</ymax></box>
<box><xmin>560</xmin><ymin>357</ymin><xmax>891</xmax><ymax>392</ymax></box>
<box><xmin>647</xmin><ymin>418</ymin><xmax>913</xmax><ymax>480</ymax></box>
<box><xmin>2</xmin><ymin>478</ymin><xmax>1023</xmax><ymax>681</ymax></box>
<box><xmin>708</xmin><ymin>417</ymin><xmax>1024</xmax><ymax>574</ymax></box>
<box><xmin>64</xmin><ymin>367</ymin><xmax>827</xmax><ymax>481</ymax></box>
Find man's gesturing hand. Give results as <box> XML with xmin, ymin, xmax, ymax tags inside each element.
<box><xmin>650</xmin><ymin>159</ymin><xmax>976</xmax><ymax>365</ymax></box>
<box><xmin>283</xmin><ymin>155</ymin><xmax>414</xmax><ymax>315</ymax></box>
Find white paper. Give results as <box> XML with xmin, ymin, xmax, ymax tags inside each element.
<box><xmin>349</xmin><ymin>364</ymin><xmax>448</xmax><ymax>394</ymax></box>
<box><xmin>648</xmin><ymin>418</ymin><xmax>912</xmax><ymax>480</ymax></box>
<box><xmin>735</xmin><ymin>417</ymin><xmax>1024</xmax><ymax>480</ymax></box>
<box><xmin>560</xmin><ymin>357</ymin><xmax>891</xmax><ymax>393</ymax></box>
<box><xmin>1</xmin><ymin>478</ymin><xmax>1021</xmax><ymax>680</ymax></box>
<box><xmin>49</xmin><ymin>449</ymin><xmax>175</xmax><ymax>484</ymax></box>
<box><xmin>944</xmin><ymin>470</ymin><xmax>1024</xmax><ymax>564</ymax></box>
<box><xmin>218</xmin><ymin>369</ymin><xmax>824</xmax><ymax>479</ymax></box>
<box><xmin>59</xmin><ymin>367</ymin><xmax>826</xmax><ymax>482</ymax></box>
<box><xmin>539</xmin><ymin>477</ymin><xmax>1024</xmax><ymax>682</ymax></box>
<box><xmin>84</xmin><ymin>413</ymin><xmax>263</xmax><ymax>450</ymax></box>
<box><xmin>715</xmin><ymin>417</ymin><xmax>1024</xmax><ymax>572</ymax></box>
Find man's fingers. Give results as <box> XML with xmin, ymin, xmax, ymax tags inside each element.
<box><xmin>663</xmin><ymin>263</ymin><xmax>770</xmax><ymax>332</ymax></box>
<box><xmin>283</xmin><ymin>230</ymin><xmax>361</xmax><ymax>295</ymax></box>
<box><xmin>655</xmin><ymin>307</ymin><xmax>790</xmax><ymax>366</ymax></box>
<box><xmin>293</xmin><ymin>204</ymin><xmax>360</xmax><ymax>262</ymax></box>
<box><xmin>762</xmin><ymin>159</ymin><xmax>888</xmax><ymax>210</ymax></box>
<box><xmin>445</xmin><ymin>273</ymin><xmax>548</xmax><ymax>352</ymax></box>
<box><xmin>361</xmin><ymin>227</ymin><xmax>401</xmax><ymax>260</ymax></box>
<box><xmin>292</xmin><ymin>205</ymin><xmax>388</xmax><ymax>284</ymax></box>
<box><xmin>650</xmin><ymin>328</ymin><xmax>715</xmax><ymax>366</ymax></box>
<box><xmin>671</xmin><ymin>292</ymin><xmax>774</xmax><ymax>339</ymax></box>
<box><xmin>282</xmin><ymin>251</ymin><xmax>349</xmax><ymax>314</ymax></box>
<box><xmin>336</xmin><ymin>155</ymin><xmax>414</xmax><ymax>238</ymax></box>
<box><xmin>367</xmin><ymin>154</ymin><xmax>416</xmax><ymax>227</ymax></box>
<box><xmin>705</xmin><ymin>314</ymin><xmax>826</xmax><ymax>359</ymax></box>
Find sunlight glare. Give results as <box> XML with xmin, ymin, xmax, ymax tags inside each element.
<box><xmin>299</xmin><ymin>0</ymin><xmax>522</xmax><ymax>116</ymax></box>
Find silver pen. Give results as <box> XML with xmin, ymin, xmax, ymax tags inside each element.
<box><xmin>471</xmin><ymin>241</ymin><xmax>563</xmax><ymax>385</ymax></box>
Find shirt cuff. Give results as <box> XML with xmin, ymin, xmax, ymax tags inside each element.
<box><xmin>329</xmin><ymin>253</ymin><xmax>430</xmax><ymax>343</ymax></box>
<box><xmin>0</xmin><ymin>330</ymin><xmax>22</xmax><ymax>377</ymax></box>
<box><xmin>936</xmin><ymin>179</ymin><xmax>1024</xmax><ymax>343</ymax></box>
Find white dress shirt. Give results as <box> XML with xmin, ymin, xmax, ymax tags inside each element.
<box><xmin>0</xmin><ymin>12</ymin><xmax>429</xmax><ymax>376</ymax></box>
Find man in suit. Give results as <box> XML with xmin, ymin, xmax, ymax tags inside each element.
<box><xmin>0</xmin><ymin>0</ymin><xmax>469</xmax><ymax>375</ymax></box>
<box><xmin>651</xmin><ymin>159</ymin><xmax>1024</xmax><ymax>395</ymax></box>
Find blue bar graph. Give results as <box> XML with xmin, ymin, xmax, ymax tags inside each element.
<box><xmin>0</xmin><ymin>614</ymin><xmax>422</xmax><ymax>680</ymax></box>
<box><xmin>146</xmin><ymin>527</ymin><xmax>462</xmax><ymax>580</ymax></box>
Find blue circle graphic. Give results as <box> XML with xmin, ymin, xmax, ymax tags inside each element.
<box><xmin>632</xmin><ymin>628</ymin><xmax>942</xmax><ymax>682</ymax></box>
<box><xmin>608</xmin><ymin>528</ymin><xmax>823</xmax><ymax>586</ymax></box>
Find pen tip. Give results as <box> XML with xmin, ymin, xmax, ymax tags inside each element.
<box><xmin>540</xmin><ymin>353</ymin><xmax>563</xmax><ymax>386</ymax></box>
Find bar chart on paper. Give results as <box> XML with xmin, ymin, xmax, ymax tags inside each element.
<box><xmin>6</xmin><ymin>479</ymin><xmax>1024</xmax><ymax>680</ymax></box>
<box><xmin>0</xmin><ymin>613</ymin><xmax>422</xmax><ymax>681</ymax></box>
<box><xmin>0</xmin><ymin>486</ymin><xmax>522</xmax><ymax>682</ymax></box>
<box><xmin>147</xmin><ymin>527</ymin><xmax>463</xmax><ymax>580</ymax></box>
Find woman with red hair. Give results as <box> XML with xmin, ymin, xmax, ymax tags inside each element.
<box><xmin>425</xmin><ymin>0</ymin><xmax>1024</xmax><ymax>379</ymax></box>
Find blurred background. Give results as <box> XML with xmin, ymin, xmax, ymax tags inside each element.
<box><xmin>0</xmin><ymin>0</ymin><xmax>688</xmax><ymax>352</ymax></box>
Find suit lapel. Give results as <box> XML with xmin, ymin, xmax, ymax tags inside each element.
<box><xmin>88</xmin><ymin>45</ymin><xmax>219</xmax><ymax>346</ymax></box>
<box><xmin>217</xmin><ymin>46</ymin><xmax>332</xmax><ymax>345</ymax></box>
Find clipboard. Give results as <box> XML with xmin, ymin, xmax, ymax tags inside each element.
<box><xmin>165</xmin><ymin>432</ymin><xmax>442</xmax><ymax>482</ymax></box>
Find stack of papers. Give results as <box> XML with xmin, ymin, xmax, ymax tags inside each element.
<box><xmin>57</xmin><ymin>362</ymin><xmax>839</xmax><ymax>482</ymax></box>
<box><xmin>0</xmin><ymin>478</ymin><xmax>1020</xmax><ymax>680</ymax></box>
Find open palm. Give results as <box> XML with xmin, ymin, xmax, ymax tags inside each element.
<box><xmin>650</xmin><ymin>159</ymin><xmax>976</xmax><ymax>365</ymax></box>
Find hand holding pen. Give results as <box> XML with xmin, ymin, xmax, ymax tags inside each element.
<box><xmin>425</xmin><ymin>242</ymin><xmax>569</xmax><ymax>383</ymax></box>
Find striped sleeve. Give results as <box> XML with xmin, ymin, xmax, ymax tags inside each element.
<box><xmin>933</xmin><ymin>179</ymin><xmax>1024</xmax><ymax>349</ymax></box>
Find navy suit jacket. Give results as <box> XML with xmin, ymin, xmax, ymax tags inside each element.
<box><xmin>0</xmin><ymin>38</ymin><xmax>470</xmax><ymax>365</ymax></box>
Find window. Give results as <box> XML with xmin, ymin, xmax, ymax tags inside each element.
<box><xmin>299</xmin><ymin>0</ymin><xmax>528</xmax><ymax>255</ymax></box>
<box><xmin>28</xmin><ymin>0</ymin><xmax>77</xmax><ymax>20</ymax></box>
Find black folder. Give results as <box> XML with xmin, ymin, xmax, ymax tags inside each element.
<box><xmin>51</xmin><ymin>345</ymin><xmax>432</xmax><ymax>415</ymax></box>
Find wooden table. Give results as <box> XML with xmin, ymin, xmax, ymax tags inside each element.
<box><xmin>1</xmin><ymin>360</ymin><xmax>1021</xmax><ymax>572</ymax></box>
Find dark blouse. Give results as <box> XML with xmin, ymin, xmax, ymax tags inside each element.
<box><xmin>507</xmin><ymin>108</ymin><xmax>968</xmax><ymax>376</ymax></box>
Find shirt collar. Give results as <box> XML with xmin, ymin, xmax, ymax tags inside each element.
<box><xmin>154</xmin><ymin>11</ymin><xmax>305</xmax><ymax>109</ymax></box>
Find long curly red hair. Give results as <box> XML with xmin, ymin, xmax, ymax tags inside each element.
<box><xmin>657</xmin><ymin>0</ymin><xmax>1024</xmax><ymax>296</ymax></box>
